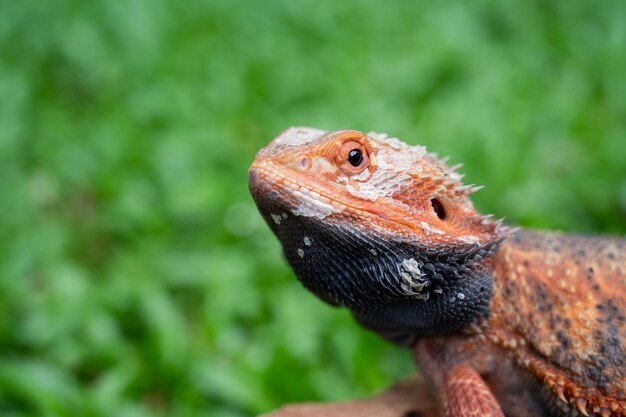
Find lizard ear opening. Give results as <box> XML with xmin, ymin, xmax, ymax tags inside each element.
<box><xmin>431</xmin><ymin>198</ymin><xmax>446</xmax><ymax>220</ymax></box>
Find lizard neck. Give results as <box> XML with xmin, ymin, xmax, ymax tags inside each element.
<box><xmin>259</xmin><ymin>202</ymin><xmax>504</xmax><ymax>346</ymax></box>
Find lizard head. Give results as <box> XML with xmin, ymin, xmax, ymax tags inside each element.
<box><xmin>249</xmin><ymin>127</ymin><xmax>509</xmax><ymax>345</ymax></box>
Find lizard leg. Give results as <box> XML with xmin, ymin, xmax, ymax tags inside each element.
<box><xmin>438</xmin><ymin>363</ymin><xmax>505</xmax><ymax>417</ymax></box>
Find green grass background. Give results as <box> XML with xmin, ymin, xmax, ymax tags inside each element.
<box><xmin>1</xmin><ymin>1</ymin><xmax>625</xmax><ymax>416</ymax></box>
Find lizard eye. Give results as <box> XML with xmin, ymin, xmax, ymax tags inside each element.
<box><xmin>337</xmin><ymin>140</ymin><xmax>369</xmax><ymax>175</ymax></box>
<box><xmin>348</xmin><ymin>149</ymin><xmax>363</xmax><ymax>166</ymax></box>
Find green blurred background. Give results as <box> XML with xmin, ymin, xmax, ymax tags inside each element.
<box><xmin>1</xmin><ymin>0</ymin><xmax>625</xmax><ymax>416</ymax></box>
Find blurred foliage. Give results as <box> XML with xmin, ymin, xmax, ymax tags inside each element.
<box><xmin>0</xmin><ymin>0</ymin><xmax>625</xmax><ymax>416</ymax></box>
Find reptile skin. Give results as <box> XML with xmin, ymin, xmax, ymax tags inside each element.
<box><xmin>248</xmin><ymin>127</ymin><xmax>626</xmax><ymax>417</ymax></box>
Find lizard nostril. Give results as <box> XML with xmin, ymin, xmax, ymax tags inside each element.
<box><xmin>431</xmin><ymin>198</ymin><xmax>446</xmax><ymax>220</ymax></box>
<box><xmin>299</xmin><ymin>156</ymin><xmax>312</xmax><ymax>170</ymax></box>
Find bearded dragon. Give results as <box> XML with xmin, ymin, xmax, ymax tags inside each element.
<box><xmin>248</xmin><ymin>127</ymin><xmax>626</xmax><ymax>417</ymax></box>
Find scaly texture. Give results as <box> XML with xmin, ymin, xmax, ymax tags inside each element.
<box><xmin>249</xmin><ymin>128</ymin><xmax>626</xmax><ymax>417</ymax></box>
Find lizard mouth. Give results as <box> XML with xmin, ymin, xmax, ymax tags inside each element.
<box><xmin>250</xmin><ymin>164</ymin><xmax>356</xmax><ymax>214</ymax></box>
<box><xmin>249</xmin><ymin>163</ymin><xmax>412</xmax><ymax>226</ymax></box>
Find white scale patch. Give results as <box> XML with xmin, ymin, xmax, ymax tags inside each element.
<box><xmin>291</xmin><ymin>187</ymin><xmax>344</xmax><ymax>219</ymax></box>
<box><xmin>292</xmin><ymin>189</ymin><xmax>334</xmax><ymax>219</ymax></box>
<box><xmin>271</xmin><ymin>214</ymin><xmax>282</xmax><ymax>225</ymax></box>
<box><xmin>303</xmin><ymin>237</ymin><xmax>311</xmax><ymax>246</ymax></box>
<box><xmin>399</xmin><ymin>258</ymin><xmax>429</xmax><ymax>300</ymax></box>
<box><xmin>273</xmin><ymin>127</ymin><xmax>327</xmax><ymax>146</ymax></box>
<box><xmin>420</xmin><ymin>221</ymin><xmax>444</xmax><ymax>236</ymax></box>
<box><xmin>297</xmin><ymin>248</ymin><xmax>304</xmax><ymax>258</ymax></box>
<box><xmin>458</xmin><ymin>235</ymin><xmax>480</xmax><ymax>244</ymax></box>
<box><xmin>346</xmin><ymin>145</ymin><xmax>426</xmax><ymax>202</ymax></box>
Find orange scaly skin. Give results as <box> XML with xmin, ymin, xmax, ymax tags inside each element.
<box><xmin>249</xmin><ymin>128</ymin><xmax>626</xmax><ymax>417</ymax></box>
<box><xmin>416</xmin><ymin>232</ymin><xmax>626</xmax><ymax>416</ymax></box>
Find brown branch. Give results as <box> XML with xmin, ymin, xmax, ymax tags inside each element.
<box><xmin>261</xmin><ymin>375</ymin><xmax>440</xmax><ymax>417</ymax></box>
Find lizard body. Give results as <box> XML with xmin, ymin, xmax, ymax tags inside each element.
<box><xmin>249</xmin><ymin>128</ymin><xmax>626</xmax><ymax>417</ymax></box>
